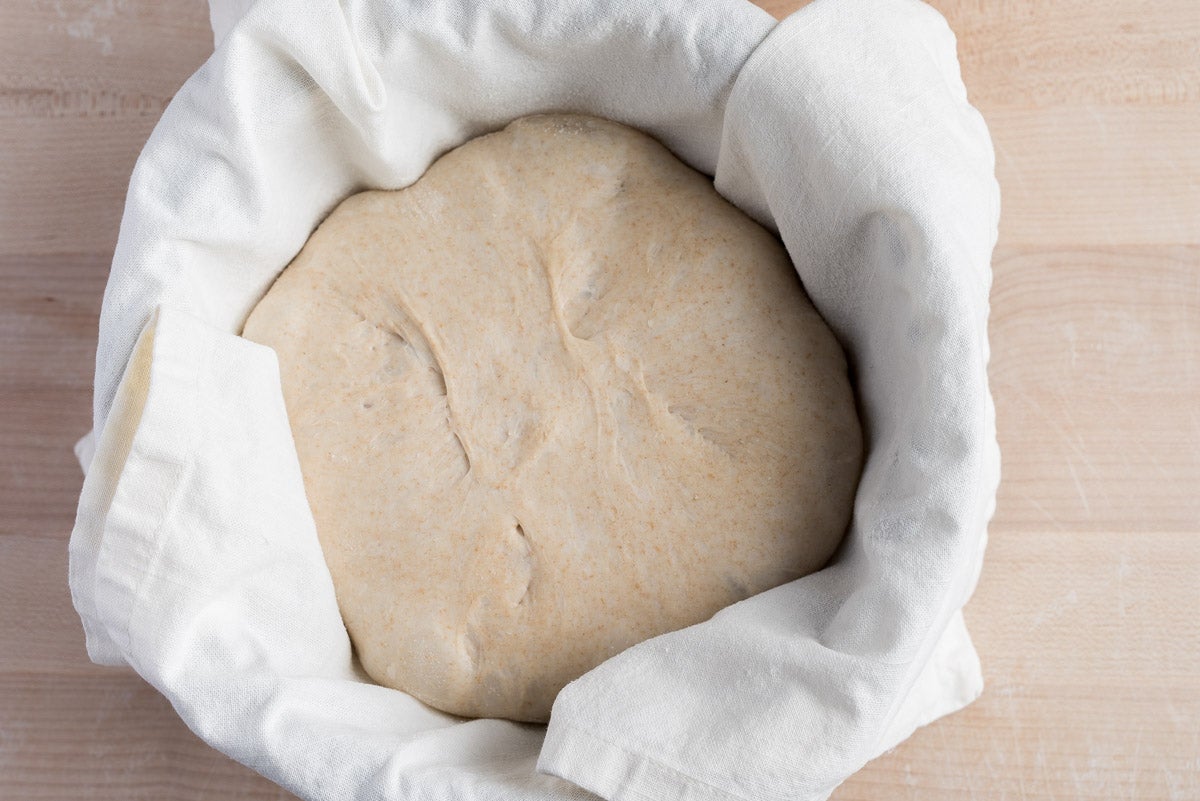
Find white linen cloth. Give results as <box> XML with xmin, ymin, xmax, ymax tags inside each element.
<box><xmin>69</xmin><ymin>0</ymin><xmax>1000</xmax><ymax>799</ymax></box>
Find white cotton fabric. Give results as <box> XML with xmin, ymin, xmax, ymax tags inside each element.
<box><xmin>69</xmin><ymin>1</ymin><xmax>1000</xmax><ymax>799</ymax></box>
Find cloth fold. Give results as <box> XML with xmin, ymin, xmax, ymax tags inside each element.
<box><xmin>70</xmin><ymin>1</ymin><xmax>999</xmax><ymax>799</ymax></box>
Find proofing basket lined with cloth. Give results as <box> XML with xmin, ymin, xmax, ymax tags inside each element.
<box><xmin>69</xmin><ymin>0</ymin><xmax>1001</xmax><ymax>799</ymax></box>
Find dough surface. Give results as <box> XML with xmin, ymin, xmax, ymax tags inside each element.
<box><xmin>242</xmin><ymin>114</ymin><xmax>862</xmax><ymax>722</ymax></box>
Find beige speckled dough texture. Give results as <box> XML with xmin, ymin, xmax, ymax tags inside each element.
<box><xmin>241</xmin><ymin>114</ymin><xmax>862</xmax><ymax>723</ymax></box>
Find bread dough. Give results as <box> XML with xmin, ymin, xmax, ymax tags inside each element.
<box><xmin>242</xmin><ymin>114</ymin><xmax>862</xmax><ymax>722</ymax></box>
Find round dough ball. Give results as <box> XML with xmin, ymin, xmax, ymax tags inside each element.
<box><xmin>242</xmin><ymin>114</ymin><xmax>861</xmax><ymax>722</ymax></box>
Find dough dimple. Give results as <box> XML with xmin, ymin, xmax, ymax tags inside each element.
<box><xmin>242</xmin><ymin>114</ymin><xmax>863</xmax><ymax>722</ymax></box>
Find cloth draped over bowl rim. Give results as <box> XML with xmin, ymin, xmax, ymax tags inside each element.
<box><xmin>69</xmin><ymin>0</ymin><xmax>1000</xmax><ymax>799</ymax></box>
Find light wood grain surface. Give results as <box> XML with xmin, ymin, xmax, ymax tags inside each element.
<box><xmin>2</xmin><ymin>0</ymin><xmax>1198</xmax><ymax>798</ymax></box>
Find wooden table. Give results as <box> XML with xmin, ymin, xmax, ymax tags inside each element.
<box><xmin>2</xmin><ymin>1</ymin><xmax>1197</xmax><ymax>798</ymax></box>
